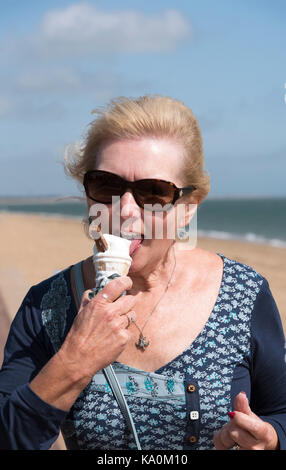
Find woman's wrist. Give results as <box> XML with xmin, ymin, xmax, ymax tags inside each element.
<box><xmin>29</xmin><ymin>349</ymin><xmax>92</xmax><ymax>412</ymax></box>
<box><xmin>55</xmin><ymin>344</ymin><xmax>93</xmax><ymax>390</ymax></box>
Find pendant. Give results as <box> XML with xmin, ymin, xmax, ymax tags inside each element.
<box><xmin>135</xmin><ymin>334</ymin><xmax>150</xmax><ymax>351</ymax></box>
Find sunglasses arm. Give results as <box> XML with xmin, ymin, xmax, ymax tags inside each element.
<box><xmin>178</xmin><ymin>186</ymin><xmax>196</xmax><ymax>197</ymax></box>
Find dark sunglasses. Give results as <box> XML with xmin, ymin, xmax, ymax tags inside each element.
<box><xmin>83</xmin><ymin>170</ymin><xmax>196</xmax><ymax>211</ymax></box>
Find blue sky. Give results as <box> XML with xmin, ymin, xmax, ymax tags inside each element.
<box><xmin>0</xmin><ymin>0</ymin><xmax>285</xmax><ymax>197</ymax></box>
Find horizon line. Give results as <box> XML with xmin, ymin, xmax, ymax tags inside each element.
<box><xmin>0</xmin><ymin>194</ymin><xmax>286</xmax><ymax>204</ymax></box>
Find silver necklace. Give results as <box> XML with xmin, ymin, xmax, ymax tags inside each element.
<box><xmin>133</xmin><ymin>243</ymin><xmax>177</xmax><ymax>351</ymax></box>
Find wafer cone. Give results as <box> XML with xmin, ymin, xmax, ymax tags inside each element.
<box><xmin>92</xmin><ymin>233</ymin><xmax>132</xmax><ymax>287</ymax></box>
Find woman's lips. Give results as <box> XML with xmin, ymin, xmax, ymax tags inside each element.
<box><xmin>129</xmin><ymin>237</ymin><xmax>144</xmax><ymax>256</ymax></box>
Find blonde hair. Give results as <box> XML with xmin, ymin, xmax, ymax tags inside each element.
<box><xmin>64</xmin><ymin>94</ymin><xmax>210</xmax><ymax>204</ymax></box>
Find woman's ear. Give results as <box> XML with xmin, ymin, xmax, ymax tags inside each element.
<box><xmin>175</xmin><ymin>198</ymin><xmax>199</xmax><ymax>249</ymax></box>
<box><xmin>176</xmin><ymin>199</ymin><xmax>199</xmax><ymax>228</ymax></box>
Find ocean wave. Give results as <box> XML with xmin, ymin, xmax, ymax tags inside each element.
<box><xmin>198</xmin><ymin>230</ymin><xmax>286</xmax><ymax>248</ymax></box>
<box><xmin>1</xmin><ymin>209</ymin><xmax>286</xmax><ymax>248</ymax></box>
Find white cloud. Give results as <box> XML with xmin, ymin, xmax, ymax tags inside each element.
<box><xmin>36</xmin><ymin>3</ymin><xmax>191</xmax><ymax>56</ymax></box>
<box><xmin>0</xmin><ymin>4</ymin><xmax>191</xmax><ymax>116</ymax></box>
<box><xmin>0</xmin><ymin>4</ymin><xmax>191</xmax><ymax>63</ymax></box>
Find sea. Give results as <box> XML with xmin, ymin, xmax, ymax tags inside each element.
<box><xmin>1</xmin><ymin>196</ymin><xmax>286</xmax><ymax>248</ymax></box>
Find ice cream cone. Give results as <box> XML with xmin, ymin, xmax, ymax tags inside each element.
<box><xmin>92</xmin><ymin>233</ymin><xmax>132</xmax><ymax>289</ymax></box>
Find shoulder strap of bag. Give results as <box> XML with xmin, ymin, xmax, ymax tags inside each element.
<box><xmin>72</xmin><ymin>261</ymin><xmax>141</xmax><ymax>450</ymax></box>
<box><xmin>73</xmin><ymin>260</ymin><xmax>86</xmax><ymax>306</ymax></box>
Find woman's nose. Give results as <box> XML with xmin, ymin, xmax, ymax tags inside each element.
<box><xmin>120</xmin><ymin>190</ymin><xmax>141</xmax><ymax>219</ymax></box>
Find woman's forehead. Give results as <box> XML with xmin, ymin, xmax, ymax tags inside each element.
<box><xmin>94</xmin><ymin>137</ymin><xmax>185</xmax><ymax>181</ymax></box>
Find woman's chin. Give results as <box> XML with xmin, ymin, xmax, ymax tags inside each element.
<box><xmin>128</xmin><ymin>238</ymin><xmax>172</xmax><ymax>274</ymax></box>
<box><xmin>129</xmin><ymin>239</ymin><xmax>148</xmax><ymax>272</ymax></box>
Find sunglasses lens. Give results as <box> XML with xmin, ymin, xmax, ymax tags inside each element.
<box><xmin>85</xmin><ymin>172</ymin><xmax>176</xmax><ymax>209</ymax></box>
<box><xmin>85</xmin><ymin>172</ymin><xmax>123</xmax><ymax>203</ymax></box>
<box><xmin>135</xmin><ymin>180</ymin><xmax>174</xmax><ymax>207</ymax></box>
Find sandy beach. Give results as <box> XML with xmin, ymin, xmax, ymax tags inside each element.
<box><xmin>1</xmin><ymin>212</ymin><xmax>285</xmax><ymax>327</ymax></box>
<box><xmin>0</xmin><ymin>212</ymin><xmax>285</xmax><ymax>449</ymax></box>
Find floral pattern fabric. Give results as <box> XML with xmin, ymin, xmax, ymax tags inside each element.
<box><xmin>41</xmin><ymin>272</ymin><xmax>71</xmax><ymax>352</ymax></box>
<box><xmin>41</xmin><ymin>253</ymin><xmax>264</xmax><ymax>450</ymax></box>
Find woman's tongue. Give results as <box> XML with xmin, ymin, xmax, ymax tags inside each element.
<box><xmin>129</xmin><ymin>237</ymin><xmax>143</xmax><ymax>255</ymax></box>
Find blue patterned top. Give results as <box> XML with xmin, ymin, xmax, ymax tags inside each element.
<box><xmin>0</xmin><ymin>253</ymin><xmax>286</xmax><ymax>450</ymax></box>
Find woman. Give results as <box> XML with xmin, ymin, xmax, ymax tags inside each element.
<box><xmin>0</xmin><ymin>95</ymin><xmax>285</xmax><ymax>450</ymax></box>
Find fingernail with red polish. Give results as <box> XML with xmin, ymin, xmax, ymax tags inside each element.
<box><xmin>228</xmin><ymin>411</ymin><xmax>235</xmax><ymax>419</ymax></box>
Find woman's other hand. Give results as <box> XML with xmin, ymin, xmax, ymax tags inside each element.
<box><xmin>213</xmin><ymin>392</ymin><xmax>279</xmax><ymax>450</ymax></box>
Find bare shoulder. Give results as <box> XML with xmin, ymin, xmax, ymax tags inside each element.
<box><xmin>176</xmin><ymin>246</ymin><xmax>223</xmax><ymax>271</ymax></box>
<box><xmin>173</xmin><ymin>246</ymin><xmax>224</xmax><ymax>293</ymax></box>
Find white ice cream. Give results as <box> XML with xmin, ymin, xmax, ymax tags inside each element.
<box><xmin>91</xmin><ymin>233</ymin><xmax>132</xmax><ymax>286</ymax></box>
<box><xmin>93</xmin><ymin>233</ymin><xmax>132</xmax><ymax>259</ymax></box>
